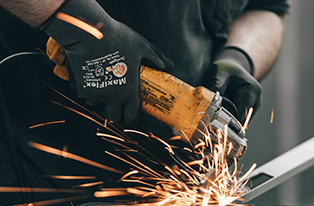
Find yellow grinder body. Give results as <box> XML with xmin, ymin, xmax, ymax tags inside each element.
<box><xmin>46</xmin><ymin>37</ymin><xmax>247</xmax><ymax>160</ymax></box>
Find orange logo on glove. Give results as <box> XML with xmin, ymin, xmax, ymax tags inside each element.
<box><xmin>106</xmin><ymin>62</ymin><xmax>128</xmax><ymax>78</ymax></box>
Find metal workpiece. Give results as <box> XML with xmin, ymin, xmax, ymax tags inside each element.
<box><xmin>239</xmin><ymin>136</ymin><xmax>314</xmax><ymax>203</ymax></box>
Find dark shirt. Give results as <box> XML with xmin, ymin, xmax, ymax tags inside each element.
<box><xmin>98</xmin><ymin>0</ymin><xmax>289</xmax><ymax>86</ymax></box>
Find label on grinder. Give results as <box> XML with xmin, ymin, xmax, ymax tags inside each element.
<box><xmin>140</xmin><ymin>79</ymin><xmax>176</xmax><ymax>115</ymax></box>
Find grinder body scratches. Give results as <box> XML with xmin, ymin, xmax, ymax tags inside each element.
<box><xmin>46</xmin><ymin>37</ymin><xmax>247</xmax><ymax>161</ymax></box>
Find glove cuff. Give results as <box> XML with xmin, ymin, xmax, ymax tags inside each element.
<box><xmin>214</xmin><ymin>46</ymin><xmax>255</xmax><ymax>76</ymax></box>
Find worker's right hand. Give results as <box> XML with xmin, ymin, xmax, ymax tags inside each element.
<box><xmin>202</xmin><ymin>46</ymin><xmax>262</xmax><ymax>124</ymax></box>
<box><xmin>41</xmin><ymin>0</ymin><xmax>173</xmax><ymax>123</ymax></box>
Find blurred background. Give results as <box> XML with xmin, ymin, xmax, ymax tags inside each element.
<box><xmin>241</xmin><ymin>0</ymin><xmax>314</xmax><ymax>205</ymax></box>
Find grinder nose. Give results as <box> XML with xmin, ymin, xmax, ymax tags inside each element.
<box><xmin>191</xmin><ymin>92</ymin><xmax>247</xmax><ymax>161</ymax></box>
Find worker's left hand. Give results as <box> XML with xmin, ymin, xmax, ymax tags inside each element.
<box><xmin>202</xmin><ymin>47</ymin><xmax>262</xmax><ymax>123</ymax></box>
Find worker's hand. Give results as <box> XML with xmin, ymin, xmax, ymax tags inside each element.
<box><xmin>41</xmin><ymin>0</ymin><xmax>173</xmax><ymax>123</ymax></box>
<box><xmin>202</xmin><ymin>47</ymin><xmax>262</xmax><ymax>123</ymax></box>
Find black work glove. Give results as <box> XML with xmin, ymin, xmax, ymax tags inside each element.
<box><xmin>202</xmin><ymin>46</ymin><xmax>262</xmax><ymax>124</ymax></box>
<box><xmin>41</xmin><ymin>0</ymin><xmax>173</xmax><ymax>123</ymax></box>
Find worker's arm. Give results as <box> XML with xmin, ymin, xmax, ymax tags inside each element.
<box><xmin>0</xmin><ymin>0</ymin><xmax>65</xmax><ymax>28</ymax></box>
<box><xmin>226</xmin><ymin>11</ymin><xmax>285</xmax><ymax>81</ymax></box>
<box><xmin>0</xmin><ymin>0</ymin><xmax>173</xmax><ymax>123</ymax></box>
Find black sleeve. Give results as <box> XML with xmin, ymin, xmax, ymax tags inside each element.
<box><xmin>245</xmin><ymin>0</ymin><xmax>290</xmax><ymax>15</ymax></box>
<box><xmin>0</xmin><ymin>8</ymin><xmax>48</xmax><ymax>60</ymax></box>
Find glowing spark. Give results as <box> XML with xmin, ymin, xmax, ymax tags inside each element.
<box><xmin>126</xmin><ymin>187</ymin><xmax>155</xmax><ymax>197</ymax></box>
<box><xmin>223</xmin><ymin>125</ymin><xmax>228</xmax><ymax>162</ymax></box>
<box><xmin>232</xmin><ymin>158</ymin><xmax>238</xmax><ymax>177</ymax></box>
<box><xmin>187</xmin><ymin>160</ymin><xmax>203</xmax><ymax>166</ymax></box>
<box><xmin>242</xmin><ymin>107</ymin><xmax>253</xmax><ymax>132</ymax></box>
<box><xmin>56</xmin><ymin>12</ymin><xmax>103</xmax><ymax>39</ymax></box>
<box><xmin>194</xmin><ymin>142</ymin><xmax>206</xmax><ymax>149</ymax></box>
<box><xmin>29</xmin><ymin>120</ymin><xmax>65</xmax><ymax>129</ymax></box>
<box><xmin>183</xmin><ymin>147</ymin><xmax>193</xmax><ymax>153</ymax></box>
<box><xmin>75</xmin><ymin>181</ymin><xmax>104</xmax><ymax>188</ymax></box>
<box><xmin>227</xmin><ymin>142</ymin><xmax>232</xmax><ymax>155</ymax></box>
<box><xmin>43</xmin><ymin>175</ymin><xmax>96</xmax><ymax>180</ymax></box>
<box><xmin>94</xmin><ymin>190</ymin><xmax>129</xmax><ymax>198</ymax></box>
<box><xmin>104</xmin><ymin>118</ymin><xmax>107</xmax><ymax>127</ymax></box>
<box><xmin>124</xmin><ymin>129</ymin><xmax>149</xmax><ymax>137</ymax></box>
<box><xmin>29</xmin><ymin>141</ymin><xmax>124</xmax><ymax>174</ymax></box>
<box><xmin>270</xmin><ymin>108</ymin><xmax>274</xmax><ymax>124</ymax></box>
<box><xmin>97</xmin><ymin>132</ymin><xmax>125</xmax><ymax>142</ymax></box>
<box><xmin>238</xmin><ymin>163</ymin><xmax>257</xmax><ymax>183</ymax></box>
<box><xmin>120</xmin><ymin>170</ymin><xmax>139</xmax><ymax>181</ymax></box>
<box><xmin>168</xmin><ymin>136</ymin><xmax>182</xmax><ymax>141</ymax></box>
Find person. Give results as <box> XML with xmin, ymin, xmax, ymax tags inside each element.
<box><xmin>0</xmin><ymin>0</ymin><xmax>289</xmax><ymax>205</ymax></box>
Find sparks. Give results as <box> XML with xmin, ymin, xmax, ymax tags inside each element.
<box><xmin>29</xmin><ymin>120</ymin><xmax>65</xmax><ymax>129</ymax></box>
<box><xmin>270</xmin><ymin>108</ymin><xmax>274</xmax><ymax>124</ymax></box>
<box><xmin>95</xmin><ymin>124</ymin><xmax>254</xmax><ymax>205</ymax></box>
<box><xmin>94</xmin><ymin>190</ymin><xmax>129</xmax><ymax>198</ymax></box>
<box><xmin>29</xmin><ymin>141</ymin><xmax>124</xmax><ymax>174</ymax></box>
<box><xmin>97</xmin><ymin>132</ymin><xmax>125</xmax><ymax>142</ymax></box>
<box><xmin>55</xmin><ymin>12</ymin><xmax>103</xmax><ymax>39</ymax></box>
<box><xmin>10</xmin><ymin>83</ymin><xmax>256</xmax><ymax>206</ymax></box>
<box><xmin>242</xmin><ymin>107</ymin><xmax>253</xmax><ymax>132</ymax></box>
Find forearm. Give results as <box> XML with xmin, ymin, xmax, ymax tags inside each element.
<box><xmin>226</xmin><ymin>10</ymin><xmax>285</xmax><ymax>80</ymax></box>
<box><xmin>0</xmin><ymin>0</ymin><xmax>65</xmax><ymax>28</ymax></box>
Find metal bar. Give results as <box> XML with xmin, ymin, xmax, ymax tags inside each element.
<box><xmin>240</xmin><ymin>136</ymin><xmax>314</xmax><ymax>203</ymax></box>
